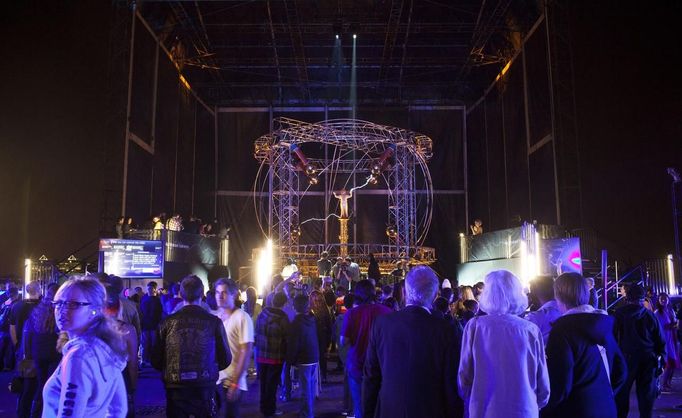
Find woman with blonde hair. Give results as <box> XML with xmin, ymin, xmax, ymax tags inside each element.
<box><xmin>42</xmin><ymin>276</ymin><xmax>128</xmax><ymax>417</ymax></box>
<box><xmin>454</xmin><ymin>285</ymin><xmax>476</xmax><ymax>318</ymax></box>
<box><xmin>459</xmin><ymin>270</ymin><xmax>549</xmax><ymax>418</ymax></box>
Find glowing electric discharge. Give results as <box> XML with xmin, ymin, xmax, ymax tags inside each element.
<box><xmin>298</xmin><ymin>176</ymin><xmax>374</xmax><ymax>226</ymax></box>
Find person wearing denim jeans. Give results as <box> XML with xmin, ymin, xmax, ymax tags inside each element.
<box><xmin>340</xmin><ymin>280</ymin><xmax>392</xmax><ymax>418</ymax></box>
<box><xmin>286</xmin><ymin>295</ymin><xmax>319</xmax><ymax>418</ymax></box>
<box><xmin>297</xmin><ymin>363</ymin><xmax>317</xmax><ymax>418</ymax></box>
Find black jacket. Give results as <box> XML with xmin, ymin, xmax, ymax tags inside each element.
<box><xmin>542</xmin><ymin>312</ymin><xmax>627</xmax><ymax>418</ymax></box>
<box><xmin>286</xmin><ymin>313</ymin><xmax>319</xmax><ymax>365</ymax></box>
<box><xmin>140</xmin><ymin>295</ymin><xmax>163</xmax><ymax>330</ymax></box>
<box><xmin>363</xmin><ymin>306</ymin><xmax>463</xmax><ymax>418</ymax></box>
<box><xmin>613</xmin><ymin>303</ymin><xmax>666</xmax><ymax>358</ymax></box>
<box><xmin>152</xmin><ymin>304</ymin><xmax>231</xmax><ymax>388</ymax></box>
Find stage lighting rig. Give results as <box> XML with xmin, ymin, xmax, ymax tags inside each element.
<box><xmin>365</xmin><ymin>144</ymin><xmax>396</xmax><ymax>185</ymax></box>
<box><xmin>290</xmin><ymin>144</ymin><xmax>320</xmax><ymax>185</ymax></box>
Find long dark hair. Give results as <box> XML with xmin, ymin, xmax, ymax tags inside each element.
<box><xmin>243</xmin><ymin>286</ymin><xmax>258</xmax><ymax>316</ymax></box>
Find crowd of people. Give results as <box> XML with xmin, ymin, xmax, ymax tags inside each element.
<box><xmin>114</xmin><ymin>213</ymin><xmax>226</xmax><ymax>239</ymax></box>
<box><xmin>0</xmin><ymin>261</ymin><xmax>679</xmax><ymax>418</ymax></box>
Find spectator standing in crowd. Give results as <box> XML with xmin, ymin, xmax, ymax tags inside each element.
<box><xmin>470</xmin><ymin>219</ymin><xmax>483</xmax><ymax>235</ymax></box>
<box><xmin>458</xmin><ymin>270</ymin><xmax>549</xmax><ymax>418</ymax></box>
<box><xmin>42</xmin><ymin>277</ymin><xmax>128</xmax><ymax>417</ymax></box>
<box><xmin>166</xmin><ymin>213</ymin><xmax>183</xmax><ymax>231</ymax></box>
<box><xmin>379</xmin><ymin>285</ymin><xmax>392</xmax><ymax>304</ymax></box>
<box><xmin>286</xmin><ymin>295</ymin><xmax>319</xmax><ymax>418</ymax></box>
<box><xmin>164</xmin><ymin>283</ymin><xmax>184</xmax><ymax>316</ymax></box>
<box><xmin>139</xmin><ymin>282</ymin><xmax>163</xmax><ymax>367</ymax></box>
<box><xmin>94</xmin><ymin>273</ymin><xmax>139</xmax><ymax>418</ymax></box>
<box><xmin>613</xmin><ymin>284</ymin><xmax>666</xmax><ymax>418</ymax></box>
<box><xmin>526</xmin><ymin>275</ymin><xmax>561</xmax><ymax>345</ymax></box>
<box><xmin>335</xmin><ymin>259</ymin><xmax>352</xmax><ymax>291</ymax></box>
<box><xmin>152</xmin><ymin>216</ymin><xmax>165</xmax><ymax>240</ymax></box>
<box><xmin>0</xmin><ymin>282</ymin><xmax>14</xmax><ymax>305</ymax></box>
<box><xmin>541</xmin><ymin>273</ymin><xmax>627</xmax><ymax>418</ymax></box>
<box><xmin>473</xmin><ymin>282</ymin><xmax>484</xmax><ymax>300</ymax></box>
<box><xmin>98</xmin><ymin>273</ymin><xmax>140</xmax><ymax>339</ymax></box>
<box><xmin>455</xmin><ymin>285</ymin><xmax>475</xmax><ymax>317</ymax></box>
<box><xmin>101</xmin><ymin>302</ymin><xmax>138</xmax><ymax>418</ymax></box>
<box><xmin>10</xmin><ymin>281</ymin><xmax>42</xmax><ymax>357</ymax></box>
<box><xmin>213</xmin><ymin>278</ymin><xmax>255</xmax><ymax>418</ymax></box>
<box><xmin>129</xmin><ymin>287</ymin><xmax>143</xmax><ymax>306</ymax></box>
<box><xmin>153</xmin><ymin>275</ymin><xmax>231</xmax><ymax>418</ymax></box>
<box><xmin>433</xmin><ymin>296</ymin><xmax>463</xmax><ymax>336</ymax></box>
<box><xmin>185</xmin><ymin>215</ymin><xmax>201</xmax><ymax>234</ymax></box>
<box><xmin>585</xmin><ymin>277</ymin><xmax>598</xmax><ymax>308</ymax></box>
<box><xmin>459</xmin><ymin>299</ymin><xmax>479</xmax><ymax>328</ymax></box>
<box><xmin>17</xmin><ymin>283</ymin><xmax>60</xmax><ymax>418</ymax></box>
<box><xmin>317</xmin><ymin>252</ymin><xmax>332</xmax><ymax>278</ymax></box>
<box><xmin>0</xmin><ymin>286</ymin><xmax>19</xmax><ymax>370</ymax></box>
<box><xmin>243</xmin><ymin>286</ymin><xmax>262</xmax><ymax>326</ymax></box>
<box><xmin>309</xmin><ymin>290</ymin><xmax>333</xmax><ymax>383</ymax></box>
<box><xmin>364</xmin><ymin>266</ymin><xmax>463</xmax><ymax>418</ymax></box>
<box><xmin>654</xmin><ymin>292</ymin><xmax>679</xmax><ymax>391</ymax></box>
<box><xmin>391</xmin><ymin>279</ymin><xmax>406</xmax><ymax>310</ymax></box>
<box><xmin>367</xmin><ymin>253</ymin><xmax>381</xmax><ymax>283</ymax></box>
<box><xmin>201</xmin><ymin>222</ymin><xmax>214</xmax><ymax>236</ymax></box>
<box><xmin>331</xmin><ymin>257</ymin><xmax>344</xmax><ymax>281</ymax></box>
<box><xmin>389</xmin><ymin>260</ymin><xmax>405</xmax><ymax>284</ymax></box>
<box><xmin>254</xmin><ymin>292</ymin><xmax>290</xmax><ymax>418</ymax></box>
<box><xmin>115</xmin><ymin>217</ymin><xmax>125</xmax><ymax>238</ymax></box>
<box><xmin>124</xmin><ymin>217</ymin><xmax>135</xmax><ymax>237</ymax></box>
<box><xmin>340</xmin><ymin>279</ymin><xmax>391</xmax><ymax>418</ymax></box>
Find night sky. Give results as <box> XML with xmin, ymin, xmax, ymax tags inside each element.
<box><xmin>1</xmin><ymin>1</ymin><xmax>680</xmax><ymax>278</ymax></box>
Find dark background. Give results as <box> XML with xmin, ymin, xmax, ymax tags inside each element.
<box><xmin>1</xmin><ymin>0</ymin><xmax>680</xmax><ymax>278</ymax></box>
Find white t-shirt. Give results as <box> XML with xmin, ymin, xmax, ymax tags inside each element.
<box><xmin>214</xmin><ymin>308</ymin><xmax>255</xmax><ymax>391</ymax></box>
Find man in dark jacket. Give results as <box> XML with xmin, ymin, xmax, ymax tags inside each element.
<box><xmin>152</xmin><ymin>275</ymin><xmax>231</xmax><ymax>418</ymax></box>
<box><xmin>255</xmin><ymin>292</ymin><xmax>290</xmax><ymax>418</ymax></box>
<box><xmin>613</xmin><ymin>284</ymin><xmax>666</xmax><ymax>418</ymax></box>
<box><xmin>140</xmin><ymin>281</ymin><xmax>163</xmax><ymax>366</ymax></box>
<box><xmin>363</xmin><ymin>266</ymin><xmax>463</xmax><ymax>418</ymax></box>
<box><xmin>286</xmin><ymin>295</ymin><xmax>319</xmax><ymax>418</ymax></box>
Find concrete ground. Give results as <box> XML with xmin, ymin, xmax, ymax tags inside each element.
<box><xmin>3</xmin><ymin>360</ymin><xmax>682</xmax><ymax>417</ymax></box>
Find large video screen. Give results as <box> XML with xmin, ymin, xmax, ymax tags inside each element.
<box><xmin>99</xmin><ymin>239</ymin><xmax>164</xmax><ymax>278</ymax></box>
<box><xmin>539</xmin><ymin>237</ymin><xmax>582</xmax><ymax>276</ymax></box>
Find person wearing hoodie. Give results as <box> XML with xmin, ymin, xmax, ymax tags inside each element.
<box><xmin>286</xmin><ymin>295</ymin><xmax>319</xmax><ymax>418</ymax></box>
<box><xmin>42</xmin><ymin>276</ymin><xmax>128</xmax><ymax>418</ymax></box>
<box><xmin>541</xmin><ymin>273</ymin><xmax>627</xmax><ymax>418</ymax></box>
<box><xmin>613</xmin><ymin>284</ymin><xmax>666</xmax><ymax>418</ymax></box>
<box><xmin>526</xmin><ymin>275</ymin><xmax>562</xmax><ymax>345</ymax></box>
<box><xmin>255</xmin><ymin>292</ymin><xmax>290</xmax><ymax>418</ymax></box>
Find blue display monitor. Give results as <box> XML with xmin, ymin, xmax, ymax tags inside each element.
<box><xmin>99</xmin><ymin>239</ymin><xmax>164</xmax><ymax>278</ymax></box>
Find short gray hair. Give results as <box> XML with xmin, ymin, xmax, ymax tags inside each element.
<box><xmin>479</xmin><ymin>270</ymin><xmax>528</xmax><ymax>315</ymax></box>
<box><xmin>405</xmin><ymin>266</ymin><xmax>439</xmax><ymax>307</ymax></box>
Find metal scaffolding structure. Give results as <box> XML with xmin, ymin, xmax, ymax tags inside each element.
<box><xmin>135</xmin><ymin>1</ymin><xmax>540</xmax><ymax>105</ymax></box>
<box><xmin>254</xmin><ymin>118</ymin><xmax>435</xmax><ymax>266</ymax></box>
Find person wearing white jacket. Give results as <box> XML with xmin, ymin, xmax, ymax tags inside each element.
<box><xmin>458</xmin><ymin>270</ymin><xmax>550</xmax><ymax>418</ymax></box>
<box><xmin>42</xmin><ymin>277</ymin><xmax>128</xmax><ymax>418</ymax></box>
